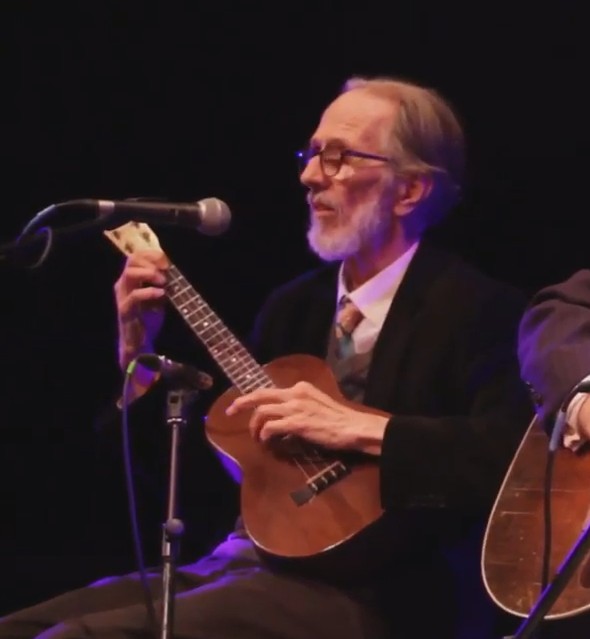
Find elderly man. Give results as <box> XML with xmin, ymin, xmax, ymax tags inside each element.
<box><xmin>0</xmin><ymin>75</ymin><xmax>532</xmax><ymax>639</ymax></box>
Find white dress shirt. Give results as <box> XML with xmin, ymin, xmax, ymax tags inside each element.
<box><xmin>336</xmin><ymin>241</ymin><xmax>420</xmax><ymax>354</ymax></box>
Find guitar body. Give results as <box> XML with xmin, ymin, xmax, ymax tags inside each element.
<box><xmin>482</xmin><ymin>416</ymin><xmax>590</xmax><ymax>619</ymax></box>
<box><xmin>205</xmin><ymin>353</ymin><xmax>397</xmax><ymax>579</ymax></box>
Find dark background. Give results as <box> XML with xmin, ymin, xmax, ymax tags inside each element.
<box><xmin>0</xmin><ymin>0</ymin><xmax>587</xmax><ymax>625</ymax></box>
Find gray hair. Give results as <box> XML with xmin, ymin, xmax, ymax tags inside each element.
<box><xmin>342</xmin><ymin>76</ymin><xmax>465</xmax><ymax>223</ymax></box>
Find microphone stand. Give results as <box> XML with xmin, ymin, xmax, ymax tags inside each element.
<box><xmin>159</xmin><ymin>387</ymin><xmax>199</xmax><ymax>639</ymax></box>
<box><xmin>503</xmin><ymin>522</ymin><xmax>590</xmax><ymax>639</ymax></box>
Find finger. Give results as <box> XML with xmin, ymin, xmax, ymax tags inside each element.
<box><xmin>123</xmin><ymin>265</ymin><xmax>168</xmax><ymax>287</ymax></box>
<box><xmin>291</xmin><ymin>380</ymin><xmax>346</xmax><ymax>411</ymax></box>
<box><xmin>119</xmin><ymin>287</ymin><xmax>166</xmax><ymax>319</ymax></box>
<box><xmin>115</xmin><ymin>251</ymin><xmax>168</xmax><ymax>286</ymax></box>
<box><xmin>248</xmin><ymin>402</ymin><xmax>293</xmax><ymax>439</ymax></box>
<box><xmin>126</xmin><ymin>249</ymin><xmax>168</xmax><ymax>268</ymax></box>
<box><xmin>258</xmin><ymin>418</ymin><xmax>292</xmax><ymax>443</ymax></box>
<box><xmin>115</xmin><ymin>267</ymin><xmax>167</xmax><ymax>306</ymax></box>
<box><xmin>226</xmin><ymin>387</ymin><xmax>293</xmax><ymax>415</ymax></box>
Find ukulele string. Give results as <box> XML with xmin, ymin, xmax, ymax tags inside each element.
<box><xmin>165</xmin><ymin>267</ymin><xmax>330</xmax><ymax>480</ymax></box>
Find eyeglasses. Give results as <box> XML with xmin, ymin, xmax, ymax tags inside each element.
<box><xmin>296</xmin><ymin>145</ymin><xmax>394</xmax><ymax>177</ymax></box>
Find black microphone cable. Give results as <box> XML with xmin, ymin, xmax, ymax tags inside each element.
<box><xmin>121</xmin><ymin>356</ymin><xmax>160</xmax><ymax>639</ymax></box>
<box><xmin>540</xmin><ymin>379</ymin><xmax>590</xmax><ymax>592</ymax></box>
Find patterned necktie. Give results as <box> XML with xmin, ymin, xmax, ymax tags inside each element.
<box><xmin>335</xmin><ymin>295</ymin><xmax>364</xmax><ymax>359</ymax></box>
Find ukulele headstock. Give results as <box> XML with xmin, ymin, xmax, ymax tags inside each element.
<box><xmin>103</xmin><ymin>221</ymin><xmax>163</xmax><ymax>257</ymax></box>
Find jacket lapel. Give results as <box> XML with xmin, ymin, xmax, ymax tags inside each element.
<box><xmin>364</xmin><ymin>242</ymin><xmax>453</xmax><ymax>409</ymax></box>
<box><xmin>301</xmin><ymin>264</ymin><xmax>340</xmax><ymax>359</ymax></box>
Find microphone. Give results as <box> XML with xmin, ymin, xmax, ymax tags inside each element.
<box><xmin>53</xmin><ymin>196</ymin><xmax>232</xmax><ymax>235</ymax></box>
<box><xmin>136</xmin><ymin>354</ymin><xmax>214</xmax><ymax>391</ymax></box>
<box><xmin>5</xmin><ymin>197</ymin><xmax>229</xmax><ymax>269</ymax></box>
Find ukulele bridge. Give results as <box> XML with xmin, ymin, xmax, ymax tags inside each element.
<box><xmin>290</xmin><ymin>461</ymin><xmax>350</xmax><ymax>506</ymax></box>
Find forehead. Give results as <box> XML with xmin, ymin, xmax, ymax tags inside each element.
<box><xmin>310</xmin><ymin>90</ymin><xmax>397</xmax><ymax>148</ymax></box>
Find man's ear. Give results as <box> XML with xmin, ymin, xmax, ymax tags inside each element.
<box><xmin>393</xmin><ymin>173</ymin><xmax>433</xmax><ymax>217</ymax></box>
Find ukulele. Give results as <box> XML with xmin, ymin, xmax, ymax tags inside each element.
<box><xmin>104</xmin><ymin>221</ymin><xmax>395</xmax><ymax>579</ymax></box>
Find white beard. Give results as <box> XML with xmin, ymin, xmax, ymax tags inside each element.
<box><xmin>306</xmin><ymin>195</ymin><xmax>393</xmax><ymax>262</ymax></box>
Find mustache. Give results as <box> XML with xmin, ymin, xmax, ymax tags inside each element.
<box><xmin>308</xmin><ymin>194</ymin><xmax>338</xmax><ymax>209</ymax></box>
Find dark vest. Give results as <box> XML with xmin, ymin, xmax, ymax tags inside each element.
<box><xmin>325</xmin><ymin>322</ymin><xmax>375</xmax><ymax>403</ymax></box>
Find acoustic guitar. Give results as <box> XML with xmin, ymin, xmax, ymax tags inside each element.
<box><xmin>482</xmin><ymin>415</ymin><xmax>590</xmax><ymax>619</ymax></box>
<box><xmin>104</xmin><ymin>221</ymin><xmax>393</xmax><ymax>578</ymax></box>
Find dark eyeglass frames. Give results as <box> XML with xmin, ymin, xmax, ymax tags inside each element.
<box><xmin>296</xmin><ymin>146</ymin><xmax>394</xmax><ymax>177</ymax></box>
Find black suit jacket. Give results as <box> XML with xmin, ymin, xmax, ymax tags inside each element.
<box><xmin>518</xmin><ymin>269</ymin><xmax>590</xmax><ymax>429</ymax></box>
<box><xmin>249</xmin><ymin>241</ymin><xmax>533</xmax><ymax>520</ymax></box>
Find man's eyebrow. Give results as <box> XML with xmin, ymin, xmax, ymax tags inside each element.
<box><xmin>307</xmin><ymin>137</ymin><xmax>348</xmax><ymax>149</ymax></box>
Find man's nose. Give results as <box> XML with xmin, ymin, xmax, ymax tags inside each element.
<box><xmin>300</xmin><ymin>156</ymin><xmax>327</xmax><ymax>189</ymax></box>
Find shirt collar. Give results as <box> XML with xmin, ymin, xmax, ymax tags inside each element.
<box><xmin>336</xmin><ymin>241</ymin><xmax>420</xmax><ymax>326</ymax></box>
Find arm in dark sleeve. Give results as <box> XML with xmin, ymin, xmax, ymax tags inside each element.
<box><xmin>380</xmin><ymin>286</ymin><xmax>534</xmax><ymax>515</ymax></box>
<box><xmin>518</xmin><ymin>269</ymin><xmax>590</xmax><ymax>429</ymax></box>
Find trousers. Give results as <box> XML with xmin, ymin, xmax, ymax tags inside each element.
<box><xmin>0</xmin><ymin>549</ymin><xmax>391</xmax><ymax>639</ymax></box>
